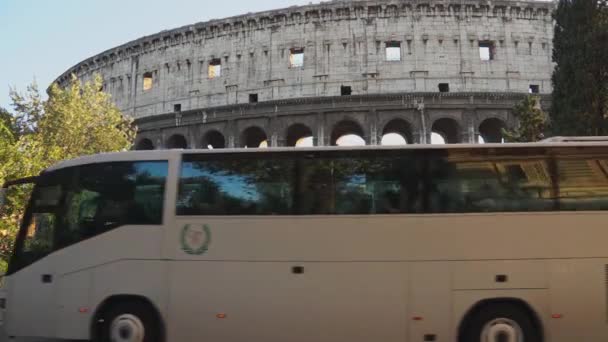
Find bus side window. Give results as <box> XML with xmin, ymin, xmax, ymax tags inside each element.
<box><xmin>427</xmin><ymin>149</ymin><xmax>554</xmax><ymax>213</ymax></box>
<box><xmin>177</xmin><ymin>156</ymin><xmax>295</xmax><ymax>215</ymax></box>
<box><xmin>556</xmin><ymin>156</ymin><xmax>608</xmax><ymax>211</ymax></box>
<box><xmin>60</xmin><ymin>161</ymin><xmax>168</xmax><ymax>248</ymax></box>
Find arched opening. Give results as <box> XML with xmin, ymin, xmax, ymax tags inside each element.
<box><xmin>331</xmin><ymin>120</ymin><xmax>366</xmax><ymax>146</ymax></box>
<box><xmin>202</xmin><ymin>130</ymin><xmax>226</xmax><ymax>149</ymax></box>
<box><xmin>166</xmin><ymin>134</ymin><xmax>188</xmax><ymax>149</ymax></box>
<box><xmin>479</xmin><ymin>118</ymin><xmax>506</xmax><ymax>143</ymax></box>
<box><xmin>431</xmin><ymin>118</ymin><xmax>461</xmax><ymax>144</ymax></box>
<box><xmin>286</xmin><ymin>124</ymin><xmax>314</xmax><ymax>147</ymax></box>
<box><xmin>431</xmin><ymin>133</ymin><xmax>446</xmax><ymax>144</ymax></box>
<box><xmin>135</xmin><ymin>138</ymin><xmax>154</xmax><ymax>150</ymax></box>
<box><xmin>241</xmin><ymin>126</ymin><xmax>268</xmax><ymax>148</ymax></box>
<box><xmin>381</xmin><ymin>119</ymin><xmax>413</xmax><ymax>145</ymax></box>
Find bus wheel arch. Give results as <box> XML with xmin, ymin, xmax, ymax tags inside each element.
<box><xmin>91</xmin><ymin>294</ymin><xmax>165</xmax><ymax>342</ymax></box>
<box><xmin>457</xmin><ymin>297</ymin><xmax>544</xmax><ymax>342</ymax></box>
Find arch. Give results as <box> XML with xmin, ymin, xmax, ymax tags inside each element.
<box><xmin>135</xmin><ymin>138</ymin><xmax>154</xmax><ymax>150</ymax></box>
<box><xmin>286</xmin><ymin>124</ymin><xmax>314</xmax><ymax>147</ymax></box>
<box><xmin>431</xmin><ymin>118</ymin><xmax>461</xmax><ymax>144</ymax></box>
<box><xmin>331</xmin><ymin>120</ymin><xmax>366</xmax><ymax>146</ymax></box>
<box><xmin>202</xmin><ymin>130</ymin><xmax>226</xmax><ymax>149</ymax></box>
<box><xmin>241</xmin><ymin>126</ymin><xmax>268</xmax><ymax>148</ymax></box>
<box><xmin>479</xmin><ymin>118</ymin><xmax>506</xmax><ymax>143</ymax></box>
<box><xmin>166</xmin><ymin>134</ymin><xmax>188</xmax><ymax>149</ymax></box>
<box><xmin>381</xmin><ymin>119</ymin><xmax>413</xmax><ymax>145</ymax></box>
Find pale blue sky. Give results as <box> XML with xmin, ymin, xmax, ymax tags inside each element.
<box><xmin>0</xmin><ymin>0</ymin><xmax>314</xmax><ymax>110</ymax></box>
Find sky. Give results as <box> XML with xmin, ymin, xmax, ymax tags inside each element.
<box><xmin>0</xmin><ymin>0</ymin><xmax>314</xmax><ymax>110</ymax></box>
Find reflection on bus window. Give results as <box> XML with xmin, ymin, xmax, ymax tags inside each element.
<box><xmin>177</xmin><ymin>157</ymin><xmax>295</xmax><ymax>215</ymax></box>
<box><xmin>23</xmin><ymin>213</ymin><xmax>55</xmax><ymax>254</ymax></box>
<box><xmin>61</xmin><ymin>161</ymin><xmax>168</xmax><ymax>247</ymax></box>
<box><xmin>427</xmin><ymin>149</ymin><xmax>555</xmax><ymax>213</ymax></box>
<box><xmin>556</xmin><ymin>155</ymin><xmax>608</xmax><ymax>211</ymax></box>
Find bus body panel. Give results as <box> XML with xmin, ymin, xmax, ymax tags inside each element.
<box><xmin>5</xmin><ymin>257</ymin><xmax>57</xmax><ymax>338</ymax></box>
<box><xmin>548</xmin><ymin>258</ymin><xmax>608</xmax><ymax>342</ymax></box>
<box><xmin>451</xmin><ymin>260</ymin><xmax>548</xmax><ymax>290</ymax></box>
<box><xmin>4</xmin><ymin>225</ymin><xmax>166</xmax><ymax>340</ymax></box>
<box><xmin>171</xmin><ymin>214</ymin><xmax>608</xmax><ymax>262</ymax></box>
<box><xmin>55</xmin><ymin>270</ymin><xmax>91</xmax><ymax>339</ymax></box>
<box><xmin>167</xmin><ymin>259</ymin><xmax>409</xmax><ymax>342</ymax></box>
<box><xmin>53</xmin><ymin>226</ymin><xmax>165</xmax><ymax>340</ymax></box>
<box><xmin>89</xmin><ymin>260</ymin><xmax>170</xmax><ymax>337</ymax></box>
<box><xmin>408</xmin><ymin>262</ymin><xmax>452</xmax><ymax>342</ymax></box>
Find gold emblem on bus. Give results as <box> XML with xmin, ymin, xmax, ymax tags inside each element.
<box><xmin>180</xmin><ymin>224</ymin><xmax>211</xmax><ymax>255</ymax></box>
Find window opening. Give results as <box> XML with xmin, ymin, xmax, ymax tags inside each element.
<box><xmin>289</xmin><ymin>48</ymin><xmax>304</xmax><ymax>68</ymax></box>
<box><xmin>438</xmin><ymin>83</ymin><xmax>450</xmax><ymax>93</ymax></box>
<box><xmin>143</xmin><ymin>72</ymin><xmax>153</xmax><ymax>91</ymax></box>
<box><xmin>341</xmin><ymin>86</ymin><xmax>352</xmax><ymax>96</ymax></box>
<box><xmin>208</xmin><ymin>59</ymin><xmax>222</xmax><ymax>79</ymax></box>
<box><xmin>479</xmin><ymin>41</ymin><xmax>495</xmax><ymax>61</ymax></box>
<box><xmin>386</xmin><ymin>41</ymin><xmax>401</xmax><ymax>61</ymax></box>
<box><xmin>249</xmin><ymin>93</ymin><xmax>259</xmax><ymax>103</ymax></box>
<box><xmin>174</xmin><ymin>104</ymin><xmax>182</xmax><ymax>112</ymax></box>
<box><xmin>529</xmin><ymin>85</ymin><xmax>540</xmax><ymax>94</ymax></box>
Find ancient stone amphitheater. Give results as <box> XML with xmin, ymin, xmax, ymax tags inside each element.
<box><xmin>54</xmin><ymin>0</ymin><xmax>555</xmax><ymax>149</ymax></box>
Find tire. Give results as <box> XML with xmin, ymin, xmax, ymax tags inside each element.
<box><xmin>460</xmin><ymin>302</ymin><xmax>542</xmax><ymax>342</ymax></box>
<box><xmin>96</xmin><ymin>301</ymin><xmax>163</xmax><ymax>342</ymax></box>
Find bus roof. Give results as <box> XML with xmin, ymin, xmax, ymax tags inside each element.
<box><xmin>43</xmin><ymin>140</ymin><xmax>608</xmax><ymax>173</ymax></box>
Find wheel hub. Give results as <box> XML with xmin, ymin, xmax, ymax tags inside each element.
<box><xmin>480</xmin><ymin>318</ymin><xmax>524</xmax><ymax>342</ymax></box>
<box><xmin>110</xmin><ymin>314</ymin><xmax>145</xmax><ymax>342</ymax></box>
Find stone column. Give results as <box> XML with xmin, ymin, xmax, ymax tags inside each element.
<box><xmin>155</xmin><ymin>129</ymin><xmax>163</xmax><ymax>150</ymax></box>
<box><xmin>268</xmin><ymin>117</ymin><xmax>279</xmax><ymax>147</ymax></box>
<box><xmin>416</xmin><ymin>102</ymin><xmax>429</xmax><ymax>144</ymax></box>
<box><xmin>227</xmin><ymin>121</ymin><xmax>237</xmax><ymax>148</ymax></box>
<box><xmin>369</xmin><ymin>109</ymin><xmax>379</xmax><ymax>145</ymax></box>
<box><xmin>316</xmin><ymin>112</ymin><xmax>326</xmax><ymax>146</ymax></box>
<box><xmin>462</xmin><ymin>110</ymin><xmax>477</xmax><ymax>144</ymax></box>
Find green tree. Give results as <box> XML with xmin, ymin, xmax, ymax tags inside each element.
<box><xmin>0</xmin><ymin>75</ymin><xmax>136</xmax><ymax>270</ymax></box>
<box><xmin>0</xmin><ymin>107</ymin><xmax>16</xmax><ymax>138</ymax></box>
<box><xmin>503</xmin><ymin>95</ymin><xmax>549</xmax><ymax>142</ymax></box>
<box><xmin>551</xmin><ymin>0</ymin><xmax>608</xmax><ymax>136</ymax></box>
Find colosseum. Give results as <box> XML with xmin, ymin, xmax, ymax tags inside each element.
<box><xmin>54</xmin><ymin>0</ymin><xmax>555</xmax><ymax>149</ymax></box>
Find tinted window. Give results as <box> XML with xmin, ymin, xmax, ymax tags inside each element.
<box><xmin>427</xmin><ymin>148</ymin><xmax>556</xmax><ymax>213</ymax></box>
<box><xmin>296</xmin><ymin>152</ymin><xmax>425</xmax><ymax>215</ymax></box>
<box><xmin>10</xmin><ymin>169</ymin><xmax>70</xmax><ymax>273</ymax></box>
<box><xmin>177</xmin><ymin>148</ymin><xmax>608</xmax><ymax>216</ymax></box>
<box><xmin>177</xmin><ymin>151</ymin><xmax>425</xmax><ymax>215</ymax></box>
<box><xmin>178</xmin><ymin>155</ymin><xmax>295</xmax><ymax>215</ymax></box>
<box><xmin>555</xmin><ymin>152</ymin><xmax>608</xmax><ymax>210</ymax></box>
<box><xmin>60</xmin><ymin>161</ymin><xmax>168</xmax><ymax>247</ymax></box>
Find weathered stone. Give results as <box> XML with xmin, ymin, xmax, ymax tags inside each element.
<box><xmin>52</xmin><ymin>0</ymin><xmax>555</xmax><ymax>149</ymax></box>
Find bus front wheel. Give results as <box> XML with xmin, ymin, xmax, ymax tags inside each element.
<box><xmin>460</xmin><ymin>302</ymin><xmax>542</xmax><ymax>342</ymax></box>
<box><xmin>97</xmin><ymin>301</ymin><xmax>162</xmax><ymax>342</ymax></box>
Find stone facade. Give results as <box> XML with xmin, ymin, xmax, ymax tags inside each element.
<box><xmin>53</xmin><ymin>0</ymin><xmax>555</xmax><ymax>149</ymax></box>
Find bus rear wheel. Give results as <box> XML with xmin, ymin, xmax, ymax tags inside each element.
<box><xmin>460</xmin><ymin>302</ymin><xmax>541</xmax><ymax>342</ymax></box>
<box><xmin>97</xmin><ymin>301</ymin><xmax>162</xmax><ymax>342</ymax></box>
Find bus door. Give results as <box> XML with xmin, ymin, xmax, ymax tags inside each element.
<box><xmin>2</xmin><ymin>170</ymin><xmax>69</xmax><ymax>338</ymax></box>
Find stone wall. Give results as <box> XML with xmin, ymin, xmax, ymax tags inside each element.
<box><xmin>53</xmin><ymin>0</ymin><xmax>554</xmax><ymax>147</ymax></box>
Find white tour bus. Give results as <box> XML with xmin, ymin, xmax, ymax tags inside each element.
<box><xmin>2</xmin><ymin>143</ymin><xmax>608</xmax><ymax>342</ymax></box>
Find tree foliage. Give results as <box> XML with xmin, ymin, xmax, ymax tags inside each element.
<box><xmin>503</xmin><ymin>96</ymin><xmax>549</xmax><ymax>142</ymax></box>
<box><xmin>0</xmin><ymin>75</ymin><xmax>136</xmax><ymax>270</ymax></box>
<box><xmin>551</xmin><ymin>0</ymin><xmax>608</xmax><ymax>136</ymax></box>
